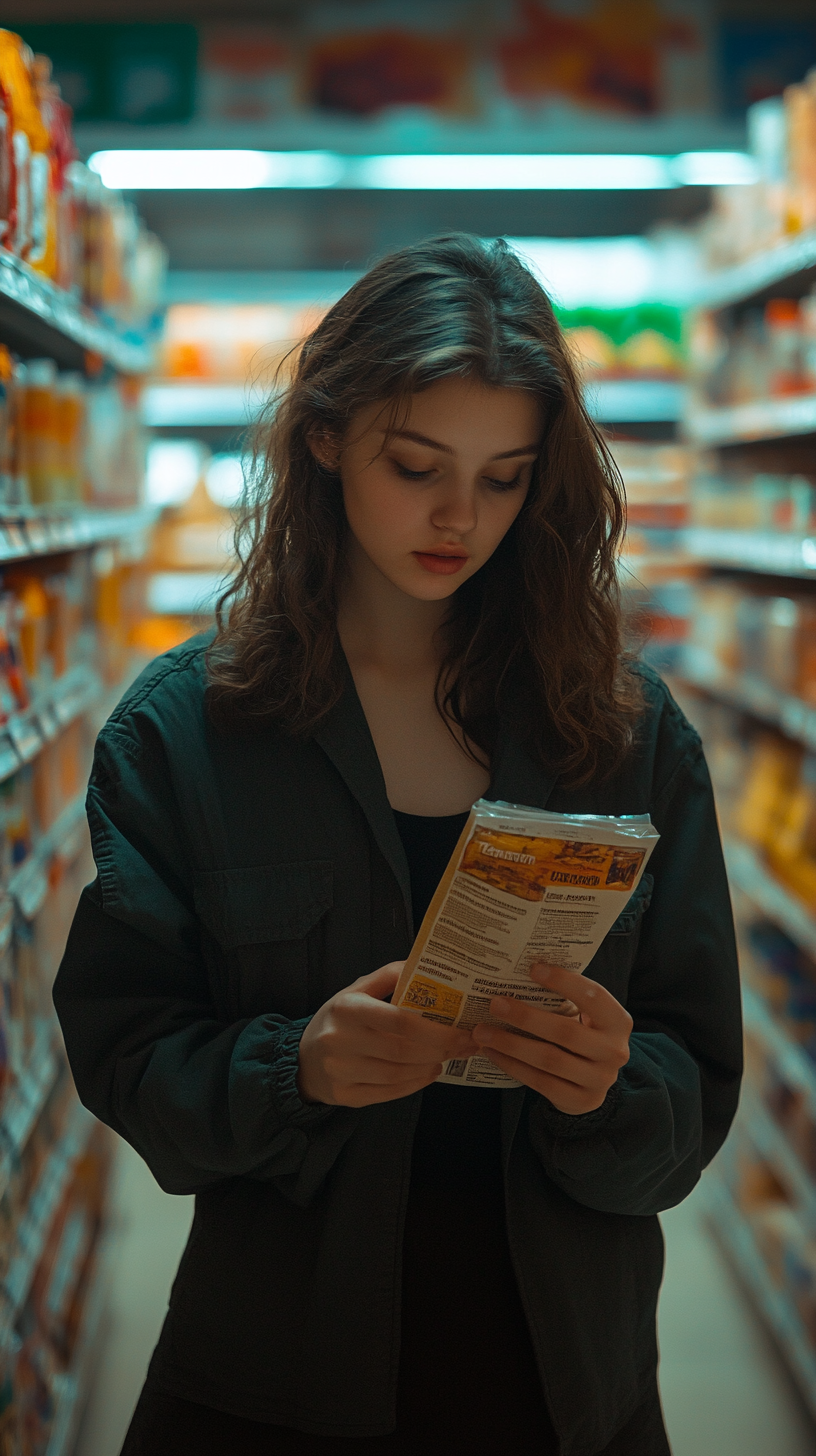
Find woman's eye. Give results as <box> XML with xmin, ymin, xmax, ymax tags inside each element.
<box><xmin>394</xmin><ymin>462</ymin><xmax>434</xmax><ymax>480</ymax></box>
<box><xmin>484</xmin><ymin>472</ymin><xmax>523</xmax><ymax>493</ymax></box>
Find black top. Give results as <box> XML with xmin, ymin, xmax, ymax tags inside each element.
<box><xmin>52</xmin><ymin>639</ymin><xmax>742</xmax><ymax>1453</ymax></box>
<box><xmin>393</xmin><ymin>809</ymin><xmax>553</xmax><ymax>1449</ymax></box>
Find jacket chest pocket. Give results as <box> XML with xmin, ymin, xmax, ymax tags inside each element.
<box><xmin>588</xmin><ymin>873</ymin><xmax>654</xmax><ymax>1005</ymax></box>
<box><xmin>193</xmin><ymin>860</ymin><xmax>333</xmax><ymax>1020</ymax></box>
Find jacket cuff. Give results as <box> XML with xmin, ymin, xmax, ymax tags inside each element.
<box><xmin>532</xmin><ymin>1079</ymin><xmax>622</xmax><ymax>1140</ymax></box>
<box><xmin>263</xmin><ymin>1016</ymin><xmax>339</xmax><ymax>1128</ymax></box>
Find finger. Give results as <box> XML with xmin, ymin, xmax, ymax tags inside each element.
<box><xmin>346</xmin><ymin>996</ymin><xmax>474</xmax><ymax>1060</ymax></box>
<box><xmin>527</xmin><ymin>963</ymin><xmax>633</xmax><ymax>1031</ymax></box>
<box><xmin>488</xmin><ymin>997</ymin><xmax>597</xmax><ymax>1056</ymax></box>
<box><xmin>477</xmin><ymin>1047</ymin><xmax>609</xmax><ymax>1112</ymax></box>
<box><xmin>474</xmin><ymin>1025</ymin><xmax>603</xmax><ymax>1087</ymax></box>
<box><xmin>350</xmin><ymin>963</ymin><xmax>404</xmax><ymax>999</ymax></box>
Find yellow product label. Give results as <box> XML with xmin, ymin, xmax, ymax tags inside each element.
<box><xmin>401</xmin><ymin>974</ymin><xmax>462</xmax><ymax>1023</ymax></box>
<box><xmin>460</xmin><ymin>829</ymin><xmax>644</xmax><ymax>901</ymax></box>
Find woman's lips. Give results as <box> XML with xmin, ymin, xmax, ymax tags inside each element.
<box><xmin>413</xmin><ymin>550</ymin><xmax>469</xmax><ymax>575</ymax></box>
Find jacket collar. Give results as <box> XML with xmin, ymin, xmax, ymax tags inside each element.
<box><xmin>314</xmin><ymin>664</ymin><xmax>415</xmax><ymax>935</ymax></box>
<box><xmin>314</xmin><ymin>665</ymin><xmax>560</xmax><ymax>932</ymax></box>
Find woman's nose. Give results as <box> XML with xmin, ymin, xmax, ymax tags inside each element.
<box><xmin>430</xmin><ymin>482</ymin><xmax>478</xmax><ymax>534</ymax></box>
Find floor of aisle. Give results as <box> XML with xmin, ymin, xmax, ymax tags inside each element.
<box><xmin>74</xmin><ymin>1142</ymin><xmax>816</xmax><ymax>1456</ymax></box>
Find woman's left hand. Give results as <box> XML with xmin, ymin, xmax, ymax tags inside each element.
<box><xmin>473</xmin><ymin>962</ymin><xmax>632</xmax><ymax>1114</ymax></box>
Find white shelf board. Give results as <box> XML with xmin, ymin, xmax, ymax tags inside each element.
<box><xmin>0</xmin><ymin>506</ymin><xmax>159</xmax><ymax>565</ymax></box>
<box><xmin>694</xmin><ymin>231</ymin><xmax>816</xmax><ymax>310</ymax></box>
<box><xmin>741</xmin><ymin>1091</ymin><xmax>816</xmax><ymax>1228</ymax></box>
<box><xmin>742</xmin><ymin>986</ymin><xmax>816</xmax><ymax>1121</ymax></box>
<box><xmin>143</xmin><ymin>384</ymin><xmax>259</xmax><ymax>428</ymax></box>
<box><xmin>701</xmin><ymin>1171</ymin><xmax>816</xmax><ymax>1418</ymax></box>
<box><xmin>678</xmin><ymin>646</ymin><xmax>816</xmax><ymax>751</ymax></box>
<box><xmin>145</xmin><ymin>379</ymin><xmax>684</xmax><ymax>429</ymax></box>
<box><xmin>684</xmin><ymin>394</ymin><xmax>816</xmax><ymax>446</ymax></box>
<box><xmin>585</xmin><ymin>379</ymin><xmax>685</xmax><ymax>422</ymax></box>
<box><xmin>0</xmin><ymin>1022</ymin><xmax>60</xmax><ymax>1203</ymax></box>
<box><xmin>0</xmin><ymin>665</ymin><xmax>103</xmax><ymax>788</ymax></box>
<box><xmin>45</xmin><ymin>1233</ymin><xmax>114</xmax><ymax>1456</ymax></box>
<box><xmin>683</xmin><ymin>527</ymin><xmax>816</xmax><ymax>578</ymax></box>
<box><xmin>723</xmin><ymin>837</ymin><xmax>816</xmax><ymax>961</ymax></box>
<box><xmin>0</xmin><ymin>250</ymin><xmax>152</xmax><ymax>374</ymax></box>
<box><xmin>9</xmin><ymin>792</ymin><xmax>89</xmax><ymax>921</ymax></box>
<box><xmin>147</xmin><ymin>571</ymin><xmax>228</xmax><ymax>615</ymax></box>
<box><xmin>0</xmin><ymin>1102</ymin><xmax>96</xmax><ymax>1339</ymax></box>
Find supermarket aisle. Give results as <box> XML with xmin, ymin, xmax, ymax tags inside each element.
<box><xmin>659</xmin><ymin>1178</ymin><xmax>815</xmax><ymax>1455</ymax></box>
<box><xmin>74</xmin><ymin>1141</ymin><xmax>194</xmax><ymax>1456</ymax></box>
<box><xmin>74</xmin><ymin>1145</ymin><xmax>816</xmax><ymax>1456</ymax></box>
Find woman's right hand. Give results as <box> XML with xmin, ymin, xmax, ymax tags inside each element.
<box><xmin>297</xmin><ymin>963</ymin><xmax>474</xmax><ymax>1107</ymax></box>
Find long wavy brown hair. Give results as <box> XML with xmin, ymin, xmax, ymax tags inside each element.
<box><xmin>207</xmin><ymin>233</ymin><xmax>642</xmax><ymax>784</ymax></box>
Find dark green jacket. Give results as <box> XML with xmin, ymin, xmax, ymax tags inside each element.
<box><xmin>53</xmin><ymin>637</ymin><xmax>742</xmax><ymax>1455</ymax></box>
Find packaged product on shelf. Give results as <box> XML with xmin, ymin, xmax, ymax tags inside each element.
<box><xmin>30</xmin><ymin>1122</ymin><xmax>110</xmax><ymax>1363</ymax></box>
<box><xmin>559</xmin><ymin>303</ymin><xmax>685</xmax><ymax>383</ymax></box>
<box><xmin>697</xmin><ymin>77</ymin><xmax>816</xmax><ymax>271</ymax></box>
<box><xmin>690</xmin><ymin>468</ymin><xmax>816</xmax><ymax>532</ymax></box>
<box><xmin>149</xmin><ymin>476</ymin><xmax>235</xmax><ymax>572</ymax></box>
<box><xmin>689</xmin><ymin>294</ymin><xmax>816</xmax><ymax>409</ymax></box>
<box><xmin>0</xmin><ymin>348</ymin><xmax>146</xmax><ymax>508</ymax></box>
<box><xmin>614</xmin><ymin>442</ymin><xmax>695</xmax><ymax>673</ymax></box>
<box><xmin>84</xmin><ymin>376</ymin><xmax>145</xmax><ymax>507</ymax></box>
<box><xmin>161</xmin><ymin>301</ymin><xmax>320</xmax><ymax>384</ymax></box>
<box><xmin>0</xmin><ymin>30</ymin><xmax>49</xmax><ymax>264</ymax></box>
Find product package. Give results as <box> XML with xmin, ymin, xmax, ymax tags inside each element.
<box><xmin>394</xmin><ymin>799</ymin><xmax>659</xmax><ymax>1088</ymax></box>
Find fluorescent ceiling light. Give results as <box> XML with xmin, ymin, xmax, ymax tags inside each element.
<box><xmin>89</xmin><ymin>149</ymin><xmax>344</xmax><ymax>190</ymax></box>
<box><xmin>89</xmin><ymin>149</ymin><xmax>757</xmax><ymax>192</ymax></box>
<box><xmin>670</xmin><ymin>151</ymin><xmax>759</xmax><ymax>186</ymax></box>
<box><xmin>353</xmin><ymin>153</ymin><xmax>671</xmax><ymax>189</ymax></box>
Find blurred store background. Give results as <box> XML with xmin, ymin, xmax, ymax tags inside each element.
<box><xmin>0</xmin><ymin>1</ymin><xmax>813</xmax><ymax>1453</ymax></box>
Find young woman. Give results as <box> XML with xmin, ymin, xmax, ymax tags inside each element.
<box><xmin>54</xmin><ymin>235</ymin><xmax>742</xmax><ymax>1456</ymax></box>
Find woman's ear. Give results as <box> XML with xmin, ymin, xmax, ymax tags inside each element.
<box><xmin>307</xmin><ymin>428</ymin><xmax>341</xmax><ymax>473</ymax></box>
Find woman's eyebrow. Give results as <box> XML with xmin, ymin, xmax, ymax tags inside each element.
<box><xmin>491</xmin><ymin>444</ymin><xmax>541</xmax><ymax>459</ymax></box>
<box><xmin>387</xmin><ymin>429</ymin><xmax>539</xmax><ymax>460</ymax></box>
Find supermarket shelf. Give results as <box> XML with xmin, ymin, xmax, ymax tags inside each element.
<box><xmin>9</xmin><ymin>792</ymin><xmax>89</xmax><ymax>921</ymax></box>
<box><xmin>143</xmin><ymin>383</ymin><xmax>259</xmax><ymax>427</ymax></box>
<box><xmin>694</xmin><ymin>230</ymin><xmax>816</xmax><ymax>310</ymax></box>
<box><xmin>0</xmin><ymin>1023</ymin><xmax>60</xmax><ymax>1203</ymax></box>
<box><xmin>701</xmin><ymin>1170</ymin><xmax>816</xmax><ymax>1417</ymax></box>
<box><xmin>0</xmin><ymin>250</ymin><xmax>152</xmax><ymax>375</ymax></box>
<box><xmin>45</xmin><ymin>1234</ymin><xmax>113</xmax><ymax>1456</ymax></box>
<box><xmin>724</xmin><ymin>838</ymin><xmax>816</xmax><ymax>962</ymax></box>
<box><xmin>684</xmin><ymin>394</ymin><xmax>816</xmax><ymax>447</ymax></box>
<box><xmin>0</xmin><ymin>1101</ymin><xmax>96</xmax><ymax>1341</ymax></box>
<box><xmin>742</xmin><ymin>1092</ymin><xmax>816</xmax><ymax>1226</ymax></box>
<box><xmin>677</xmin><ymin>646</ymin><xmax>816</xmax><ymax>751</ymax></box>
<box><xmin>742</xmin><ymin>986</ymin><xmax>816</xmax><ymax>1117</ymax></box>
<box><xmin>584</xmin><ymin>379</ymin><xmax>685</xmax><ymax>423</ymax></box>
<box><xmin>0</xmin><ymin>664</ymin><xmax>103</xmax><ymax>787</ymax></box>
<box><xmin>682</xmin><ymin>527</ymin><xmax>816</xmax><ymax>578</ymax></box>
<box><xmin>0</xmin><ymin>505</ymin><xmax>160</xmax><ymax>565</ymax></box>
<box><xmin>147</xmin><ymin>570</ymin><xmax>228</xmax><ymax>615</ymax></box>
<box><xmin>143</xmin><ymin>379</ymin><xmax>687</xmax><ymax>430</ymax></box>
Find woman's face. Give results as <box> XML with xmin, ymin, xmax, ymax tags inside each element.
<box><xmin>335</xmin><ymin>376</ymin><xmax>542</xmax><ymax>602</ymax></box>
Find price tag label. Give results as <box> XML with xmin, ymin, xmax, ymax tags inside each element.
<box><xmin>23</xmin><ymin>520</ymin><xmax>47</xmax><ymax>555</ymax></box>
<box><xmin>36</xmin><ymin>705</ymin><xmax>60</xmax><ymax>741</ymax></box>
<box><xmin>1</xmin><ymin>525</ymin><xmax>27</xmax><ymax>558</ymax></box>
<box><xmin>7</xmin><ymin>715</ymin><xmax>42</xmax><ymax>763</ymax></box>
<box><xmin>0</xmin><ymin>734</ymin><xmax>18</xmax><ymax>782</ymax></box>
<box><xmin>11</xmin><ymin>859</ymin><xmax>48</xmax><ymax>920</ymax></box>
